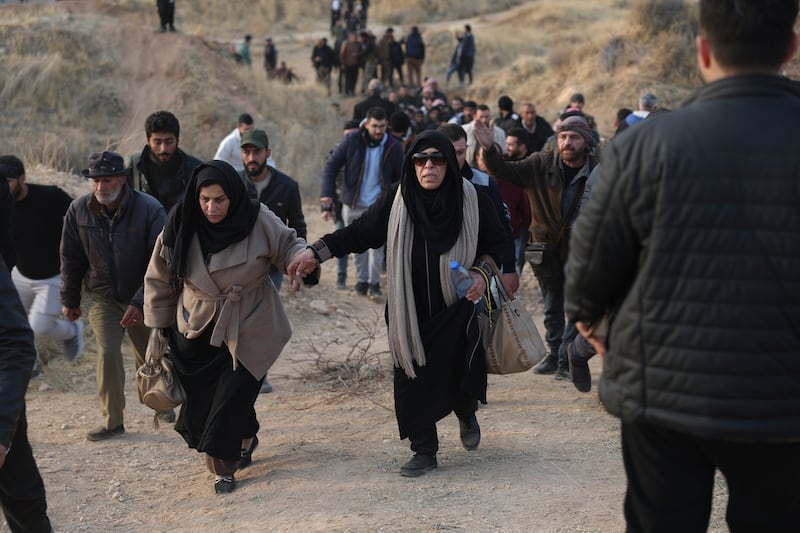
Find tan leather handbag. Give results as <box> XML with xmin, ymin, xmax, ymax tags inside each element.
<box><xmin>475</xmin><ymin>257</ymin><xmax>545</xmax><ymax>374</ymax></box>
<box><xmin>136</xmin><ymin>329</ymin><xmax>185</xmax><ymax>412</ymax></box>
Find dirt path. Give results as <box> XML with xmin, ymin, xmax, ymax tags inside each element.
<box><xmin>24</xmin><ymin>207</ymin><xmax>630</xmax><ymax>532</ymax></box>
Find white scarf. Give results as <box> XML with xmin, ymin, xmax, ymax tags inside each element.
<box><xmin>386</xmin><ymin>179</ymin><xmax>479</xmax><ymax>378</ymax></box>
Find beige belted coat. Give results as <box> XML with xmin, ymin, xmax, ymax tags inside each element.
<box><xmin>143</xmin><ymin>205</ymin><xmax>307</xmax><ymax>380</ymax></box>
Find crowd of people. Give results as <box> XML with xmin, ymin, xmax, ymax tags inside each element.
<box><xmin>1</xmin><ymin>1</ymin><xmax>799</xmax><ymax>531</ymax></box>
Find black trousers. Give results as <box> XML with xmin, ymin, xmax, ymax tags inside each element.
<box><xmin>0</xmin><ymin>408</ymin><xmax>51</xmax><ymax>533</ymax></box>
<box><xmin>621</xmin><ymin>421</ymin><xmax>800</xmax><ymax>533</ymax></box>
<box><xmin>157</xmin><ymin>0</ymin><xmax>174</xmax><ymax>27</ymax></box>
<box><xmin>343</xmin><ymin>65</ymin><xmax>359</xmax><ymax>96</ymax></box>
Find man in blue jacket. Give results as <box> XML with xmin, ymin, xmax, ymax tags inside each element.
<box><xmin>320</xmin><ymin>106</ymin><xmax>403</xmax><ymax>299</ymax></box>
<box><xmin>565</xmin><ymin>1</ymin><xmax>800</xmax><ymax>531</ymax></box>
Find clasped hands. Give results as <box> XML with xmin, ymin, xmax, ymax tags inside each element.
<box><xmin>287</xmin><ymin>248</ymin><xmax>320</xmax><ymax>294</ymax></box>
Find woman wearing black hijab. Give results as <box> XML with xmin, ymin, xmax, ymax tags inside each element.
<box><xmin>291</xmin><ymin>130</ymin><xmax>507</xmax><ymax>477</ymax></box>
<box><xmin>144</xmin><ymin>160</ymin><xmax>316</xmax><ymax>494</ymax></box>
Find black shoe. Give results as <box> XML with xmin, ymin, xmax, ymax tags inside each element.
<box><xmin>336</xmin><ymin>273</ymin><xmax>347</xmax><ymax>290</ymax></box>
<box><xmin>86</xmin><ymin>425</ymin><xmax>125</xmax><ymax>442</ymax></box>
<box><xmin>156</xmin><ymin>409</ymin><xmax>176</xmax><ymax>423</ymax></box>
<box><xmin>400</xmin><ymin>453</ymin><xmax>437</xmax><ymax>477</ymax></box>
<box><xmin>239</xmin><ymin>435</ymin><xmax>259</xmax><ymax>469</ymax></box>
<box><xmin>568</xmin><ymin>343</ymin><xmax>592</xmax><ymax>393</ymax></box>
<box><xmin>459</xmin><ymin>414</ymin><xmax>481</xmax><ymax>451</ymax></box>
<box><xmin>355</xmin><ymin>281</ymin><xmax>369</xmax><ymax>296</ymax></box>
<box><xmin>214</xmin><ymin>475</ymin><xmax>236</xmax><ymax>494</ymax></box>
<box><xmin>554</xmin><ymin>365</ymin><xmax>571</xmax><ymax>381</ymax></box>
<box><xmin>260</xmin><ymin>376</ymin><xmax>273</xmax><ymax>394</ymax></box>
<box><xmin>533</xmin><ymin>355</ymin><xmax>558</xmax><ymax>375</ymax></box>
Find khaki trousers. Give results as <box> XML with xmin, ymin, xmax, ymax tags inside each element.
<box><xmin>85</xmin><ymin>291</ymin><xmax>149</xmax><ymax>429</ymax></box>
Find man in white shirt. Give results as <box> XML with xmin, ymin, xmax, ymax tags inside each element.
<box><xmin>214</xmin><ymin>113</ymin><xmax>274</xmax><ymax>171</ymax></box>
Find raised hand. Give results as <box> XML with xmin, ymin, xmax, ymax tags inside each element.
<box><xmin>473</xmin><ymin>119</ymin><xmax>496</xmax><ymax>150</ymax></box>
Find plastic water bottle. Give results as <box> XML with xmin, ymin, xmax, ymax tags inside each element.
<box><xmin>450</xmin><ymin>261</ymin><xmax>485</xmax><ymax>312</ymax></box>
<box><xmin>450</xmin><ymin>260</ymin><xmax>473</xmax><ymax>298</ymax></box>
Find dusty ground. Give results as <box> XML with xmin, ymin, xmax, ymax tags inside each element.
<box><xmin>16</xmin><ymin>210</ymin><xmax>736</xmax><ymax>533</ymax></box>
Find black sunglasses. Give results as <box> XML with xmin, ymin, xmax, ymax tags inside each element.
<box><xmin>411</xmin><ymin>152</ymin><xmax>447</xmax><ymax>167</ymax></box>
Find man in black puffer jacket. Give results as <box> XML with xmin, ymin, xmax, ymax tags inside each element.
<box><xmin>565</xmin><ymin>1</ymin><xmax>800</xmax><ymax>531</ymax></box>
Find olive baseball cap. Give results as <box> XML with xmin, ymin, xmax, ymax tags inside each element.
<box><xmin>241</xmin><ymin>128</ymin><xmax>269</xmax><ymax>149</ymax></box>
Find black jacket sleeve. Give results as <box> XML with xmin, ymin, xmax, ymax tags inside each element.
<box><xmin>321</xmin><ymin>183</ymin><xmax>396</xmax><ymax>256</ymax></box>
<box><xmin>0</xmin><ymin>258</ymin><xmax>35</xmax><ymax>448</ymax></box>
<box><xmin>0</xmin><ymin>180</ymin><xmax>16</xmax><ymax>270</ymax></box>
<box><xmin>565</xmin><ymin>141</ymin><xmax>645</xmax><ymax>325</ymax></box>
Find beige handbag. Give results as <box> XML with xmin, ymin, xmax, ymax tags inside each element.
<box><xmin>475</xmin><ymin>257</ymin><xmax>546</xmax><ymax>374</ymax></box>
<box><xmin>136</xmin><ymin>329</ymin><xmax>185</xmax><ymax>412</ymax></box>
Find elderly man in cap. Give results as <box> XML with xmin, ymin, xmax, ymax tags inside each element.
<box><xmin>474</xmin><ymin>115</ymin><xmax>599</xmax><ymax>384</ymax></box>
<box><xmin>60</xmin><ymin>151</ymin><xmax>167</xmax><ymax>440</ymax></box>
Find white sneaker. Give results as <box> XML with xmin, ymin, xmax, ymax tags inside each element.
<box><xmin>63</xmin><ymin>319</ymin><xmax>85</xmax><ymax>363</ymax></box>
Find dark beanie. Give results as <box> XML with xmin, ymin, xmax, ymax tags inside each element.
<box><xmin>498</xmin><ymin>96</ymin><xmax>513</xmax><ymax>111</ymax></box>
<box><xmin>557</xmin><ymin>116</ymin><xmax>594</xmax><ymax>147</ymax></box>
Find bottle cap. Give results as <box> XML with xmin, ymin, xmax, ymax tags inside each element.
<box><xmin>450</xmin><ymin>260</ymin><xmax>460</xmax><ymax>270</ymax></box>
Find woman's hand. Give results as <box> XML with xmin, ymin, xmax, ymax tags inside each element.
<box><xmin>287</xmin><ymin>248</ymin><xmax>319</xmax><ymax>294</ymax></box>
<box><xmin>466</xmin><ymin>271</ymin><xmax>486</xmax><ymax>302</ymax></box>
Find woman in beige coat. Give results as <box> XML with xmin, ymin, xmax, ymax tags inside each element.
<box><xmin>144</xmin><ymin>160</ymin><xmax>317</xmax><ymax>494</ymax></box>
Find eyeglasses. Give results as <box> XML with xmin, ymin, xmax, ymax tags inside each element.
<box><xmin>412</xmin><ymin>152</ymin><xmax>447</xmax><ymax>167</ymax></box>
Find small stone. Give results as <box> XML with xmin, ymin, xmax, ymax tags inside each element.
<box><xmin>309</xmin><ymin>300</ymin><xmax>330</xmax><ymax>315</ymax></box>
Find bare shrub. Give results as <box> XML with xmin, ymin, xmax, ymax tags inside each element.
<box><xmin>653</xmin><ymin>32</ymin><xmax>702</xmax><ymax>88</ymax></box>
<box><xmin>297</xmin><ymin>314</ymin><xmax>391</xmax><ymax>394</ymax></box>
<box><xmin>600</xmin><ymin>37</ymin><xmax>628</xmax><ymax>72</ymax></box>
<box><xmin>629</xmin><ymin>0</ymin><xmax>690</xmax><ymax>35</ymax></box>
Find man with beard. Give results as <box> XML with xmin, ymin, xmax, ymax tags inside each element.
<box><xmin>239</xmin><ymin>129</ymin><xmax>306</xmax><ymax>394</ymax></box>
<box><xmin>61</xmin><ymin>151</ymin><xmax>167</xmax><ymax>440</ymax></box>
<box><xmin>320</xmin><ymin>106</ymin><xmax>403</xmax><ymax>299</ymax></box>
<box><xmin>128</xmin><ymin>111</ymin><xmax>201</xmax><ymax>213</ymax></box>
<box><xmin>474</xmin><ymin>115</ymin><xmax>599</xmax><ymax>381</ymax></box>
<box><xmin>239</xmin><ymin>129</ymin><xmax>306</xmax><ymax>290</ymax></box>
